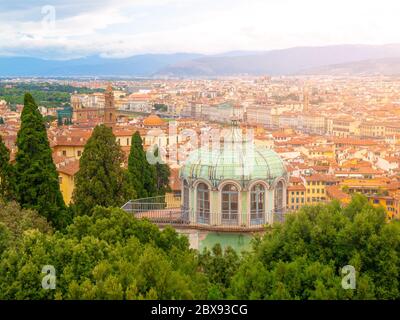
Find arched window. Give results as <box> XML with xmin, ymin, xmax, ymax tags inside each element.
<box><xmin>274</xmin><ymin>180</ymin><xmax>284</xmax><ymax>222</ymax></box>
<box><xmin>183</xmin><ymin>180</ymin><xmax>189</xmax><ymax>210</ymax></box>
<box><xmin>197</xmin><ymin>183</ymin><xmax>210</xmax><ymax>224</ymax></box>
<box><xmin>221</xmin><ymin>184</ymin><xmax>239</xmax><ymax>225</ymax></box>
<box><xmin>251</xmin><ymin>183</ymin><xmax>265</xmax><ymax>225</ymax></box>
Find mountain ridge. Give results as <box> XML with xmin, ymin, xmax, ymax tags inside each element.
<box><xmin>157</xmin><ymin>44</ymin><xmax>400</xmax><ymax>76</ymax></box>
<box><xmin>298</xmin><ymin>57</ymin><xmax>400</xmax><ymax>76</ymax></box>
<box><xmin>0</xmin><ymin>53</ymin><xmax>204</xmax><ymax>77</ymax></box>
<box><xmin>3</xmin><ymin>44</ymin><xmax>400</xmax><ymax>77</ymax></box>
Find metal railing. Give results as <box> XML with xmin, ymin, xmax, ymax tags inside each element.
<box><xmin>121</xmin><ymin>194</ymin><xmax>190</xmax><ymax>225</ymax></box>
<box><xmin>221</xmin><ymin>211</ymin><xmax>239</xmax><ymax>226</ymax></box>
<box><xmin>121</xmin><ymin>195</ymin><xmax>288</xmax><ymax>231</ymax></box>
<box><xmin>121</xmin><ymin>193</ymin><xmax>181</xmax><ymax>213</ymax></box>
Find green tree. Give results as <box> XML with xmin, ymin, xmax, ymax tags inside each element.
<box><xmin>72</xmin><ymin>124</ymin><xmax>135</xmax><ymax>216</ymax></box>
<box><xmin>0</xmin><ymin>223</ymin><xmax>9</xmax><ymax>256</ymax></box>
<box><xmin>229</xmin><ymin>195</ymin><xmax>397</xmax><ymax>299</ymax></box>
<box><xmin>0</xmin><ymin>201</ymin><xmax>52</xmax><ymax>242</ymax></box>
<box><xmin>0</xmin><ymin>206</ymin><xmax>208</xmax><ymax>300</ymax></box>
<box><xmin>128</xmin><ymin>131</ymin><xmax>157</xmax><ymax>199</ymax></box>
<box><xmin>14</xmin><ymin>93</ymin><xmax>69</xmax><ymax>229</ymax></box>
<box><xmin>152</xmin><ymin>145</ymin><xmax>171</xmax><ymax>196</ymax></box>
<box><xmin>199</xmin><ymin>244</ymin><xmax>241</xmax><ymax>299</ymax></box>
<box><xmin>153</xmin><ymin>103</ymin><xmax>168</xmax><ymax>112</ymax></box>
<box><xmin>0</xmin><ymin>135</ymin><xmax>16</xmax><ymax>201</ymax></box>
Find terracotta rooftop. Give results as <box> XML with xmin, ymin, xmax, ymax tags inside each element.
<box><xmin>332</xmin><ymin>138</ymin><xmax>377</xmax><ymax>146</ymax></box>
<box><xmin>288</xmin><ymin>185</ymin><xmax>306</xmax><ymax>191</ymax></box>
<box><xmin>305</xmin><ymin>174</ymin><xmax>338</xmax><ymax>182</ymax></box>
<box><xmin>53</xmin><ymin>136</ymin><xmax>88</xmax><ymax>147</ymax></box>
<box><xmin>143</xmin><ymin>114</ymin><xmax>166</xmax><ymax>127</ymax></box>
<box><xmin>57</xmin><ymin>159</ymin><xmax>80</xmax><ymax>176</ymax></box>
<box><xmin>326</xmin><ymin>185</ymin><xmax>350</xmax><ymax>201</ymax></box>
<box><xmin>289</xmin><ymin>176</ymin><xmax>303</xmax><ymax>183</ymax></box>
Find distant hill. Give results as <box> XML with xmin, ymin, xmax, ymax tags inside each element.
<box><xmin>3</xmin><ymin>44</ymin><xmax>400</xmax><ymax>77</ymax></box>
<box><xmin>158</xmin><ymin>44</ymin><xmax>400</xmax><ymax>76</ymax></box>
<box><xmin>0</xmin><ymin>53</ymin><xmax>204</xmax><ymax>77</ymax></box>
<box><xmin>299</xmin><ymin>57</ymin><xmax>400</xmax><ymax>76</ymax></box>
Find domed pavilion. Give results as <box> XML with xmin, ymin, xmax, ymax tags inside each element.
<box><xmin>180</xmin><ymin>122</ymin><xmax>288</xmax><ymax>227</ymax></box>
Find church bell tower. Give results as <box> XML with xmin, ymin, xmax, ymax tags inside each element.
<box><xmin>104</xmin><ymin>84</ymin><xmax>116</xmax><ymax>127</ymax></box>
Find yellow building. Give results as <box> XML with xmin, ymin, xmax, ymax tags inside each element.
<box><xmin>52</xmin><ymin>136</ymin><xmax>86</xmax><ymax>160</ymax></box>
<box><xmin>338</xmin><ymin>178</ymin><xmax>400</xmax><ymax>219</ymax></box>
<box><xmin>359</xmin><ymin>122</ymin><xmax>385</xmax><ymax>138</ymax></box>
<box><xmin>330</xmin><ymin>118</ymin><xmax>360</xmax><ymax>137</ymax></box>
<box><xmin>307</xmin><ymin>146</ymin><xmax>335</xmax><ymax>159</ymax></box>
<box><xmin>57</xmin><ymin>159</ymin><xmax>80</xmax><ymax>204</ymax></box>
<box><xmin>385</xmin><ymin>124</ymin><xmax>400</xmax><ymax>137</ymax></box>
<box><xmin>368</xmin><ymin>195</ymin><xmax>399</xmax><ymax>220</ymax></box>
<box><xmin>305</xmin><ymin>174</ymin><xmax>338</xmax><ymax>205</ymax></box>
<box><xmin>340</xmin><ymin>177</ymin><xmax>393</xmax><ymax>195</ymax></box>
<box><xmin>287</xmin><ymin>184</ymin><xmax>306</xmax><ymax>211</ymax></box>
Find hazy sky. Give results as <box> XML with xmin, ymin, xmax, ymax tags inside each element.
<box><xmin>1</xmin><ymin>0</ymin><xmax>400</xmax><ymax>59</ymax></box>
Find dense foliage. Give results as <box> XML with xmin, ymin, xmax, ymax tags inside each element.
<box><xmin>229</xmin><ymin>195</ymin><xmax>400</xmax><ymax>299</ymax></box>
<box><xmin>0</xmin><ymin>83</ymin><xmax>100</xmax><ymax>108</ymax></box>
<box><xmin>14</xmin><ymin>94</ymin><xmax>69</xmax><ymax>229</ymax></box>
<box><xmin>0</xmin><ymin>194</ymin><xmax>400</xmax><ymax>300</ymax></box>
<box><xmin>0</xmin><ymin>136</ymin><xmax>16</xmax><ymax>201</ymax></box>
<box><xmin>0</xmin><ymin>201</ymin><xmax>53</xmax><ymax>243</ymax></box>
<box><xmin>0</xmin><ymin>206</ymin><xmax>208</xmax><ymax>299</ymax></box>
<box><xmin>72</xmin><ymin>125</ymin><xmax>135</xmax><ymax>215</ymax></box>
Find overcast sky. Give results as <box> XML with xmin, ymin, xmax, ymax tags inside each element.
<box><xmin>1</xmin><ymin>0</ymin><xmax>400</xmax><ymax>59</ymax></box>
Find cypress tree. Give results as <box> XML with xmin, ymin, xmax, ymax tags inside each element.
<box><xmin>72</xmin><ymin>124</ymin><xmax>135</xmax><ymax>215</ymax></box>
<box><xmin>14</xmin><ymin>93</ymin><xmax>69</xmax><ymax>229</ymax></box>
<box><xmin>128</xmin><ymin>131</ymin><xmax>157</xmax><ymax>199</ymax></box>
<box><xmin>153</xmin><ymin>145</ymin><xmax>171</xmax><ymax>196</ymax></box>
<box><xmin>0</xmin><ymin>135</ymin><xmax>16</xmax><ymax>201</ymax></box>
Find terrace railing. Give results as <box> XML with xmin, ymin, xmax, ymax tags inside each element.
<box><xmin>121</xmin><ymin>193</ymin><xmax>190</xmax><ymax>225</ymax></box>
<box><xmin>121</xmin><ymin>194</ymin><xmax>288</xmax><ymax>231</ymax></box>
<box><xmin>121</xmin><ymin>193</ymin><xmax>182</xmax><ymax>212</ymax></box>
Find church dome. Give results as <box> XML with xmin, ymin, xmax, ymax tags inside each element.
<box><xmin>180</xmin><ymin>124</ymin><xmax>287</xmax><ymax>188</ymax></box>
<box><xmin>143</xmin><ymin>114</ymin><xmax>166</xmax><ymax>127</ymax></box>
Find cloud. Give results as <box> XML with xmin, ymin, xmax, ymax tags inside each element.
<box><xmin>1</xmin><ymin>0</ymin><xmax>400</xmax><ymax>59</ymax></box>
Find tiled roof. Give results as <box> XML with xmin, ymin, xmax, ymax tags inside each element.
<box><xmin>57</xmin><ymin>159</ymin><xmax>80</xmax><ymax>176</ymax></box>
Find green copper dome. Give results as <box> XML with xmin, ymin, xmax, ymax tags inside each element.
<box><xmin>180</xmin><ymin>125</ymin><xmax>287</xmax><ymax>187</ymax></box>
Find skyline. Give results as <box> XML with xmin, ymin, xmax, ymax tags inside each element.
<box><xmin>2</xmin><ymin>0</ymin><xmax>400</xmax><ymax>59</ymax></box>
